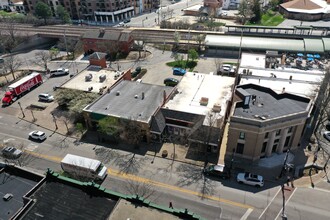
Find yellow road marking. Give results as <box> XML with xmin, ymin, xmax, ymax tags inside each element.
<box><xmin>26</xmin><ymin>151</ymin><xmax>253</xmax><ymax>210</ymax></box>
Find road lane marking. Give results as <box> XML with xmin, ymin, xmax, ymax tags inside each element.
<box><xmin>25</xmin><ymin>151</ymin><xmax>254</xmax><ymax>210</ymax></box>
<box><xmin>258</xmin><ymin>187</ymin><xmax>281</xmax><ymax>219</ymax></box>
<box><xmin>240</xmin><ymin>208</ymin><xmax>253</xmax><ymax>220</ymax></box>
<box><xmin>274</xmin><ymin>187</ymin><xmax>297</xmax><ymax>220</ymax></box>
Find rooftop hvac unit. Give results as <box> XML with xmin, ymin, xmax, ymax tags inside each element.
<box><xmin>85</xmin><ymin>73</ymin><xmax>93</xmax><ymax>81</ymax></box>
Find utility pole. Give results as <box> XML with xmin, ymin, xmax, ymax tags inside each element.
<box><xmin>64</xmin><ymin>29</ymin><xmax>68</xmax><ymax>57</ymax></box>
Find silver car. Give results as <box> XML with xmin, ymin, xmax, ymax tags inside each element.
<box><xmin>237</xmin><ymin>172</ymin><xmax>264</xmax><ymax>187</ymax></box>
<box><xmin>2</xmin><ymin>146</ymin><xmax>23</xmax><ymax>159</ymax></box>
<box><xmin>38</xmin><ymin>93</ymin><xmax>54</xmax><ymax>102</ymax></box>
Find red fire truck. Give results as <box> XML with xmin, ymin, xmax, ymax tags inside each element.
<box><xmin>2</xmin><ymin>72</ymin><xmax>43</xmax><ymax>106</ymax></box>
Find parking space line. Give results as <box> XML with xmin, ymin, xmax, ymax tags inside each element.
<box><xmin>274</xmin><ymin>187</ymin><xmax>297</xmax><ymax>220</ymax></box>
<box><xmin>258</xmin><ymin>187</ymin><xmax>281</xmax><ymax>219</ymax></box>
<box><xmin>240</xmin><ymin>208</ymin><xmax>253</xmax><ymax>220</ymax></box>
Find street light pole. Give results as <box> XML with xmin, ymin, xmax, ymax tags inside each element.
<box><xmin>17</xmin><ymin>102</ymin><xmax>25</xmax><ymax>118</ymax></box>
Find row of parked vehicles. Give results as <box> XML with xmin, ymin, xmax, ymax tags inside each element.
<box><xmin>203</xmin><ymin>164</ymin><xmax>264</xmax><ymax>187</ymax></box>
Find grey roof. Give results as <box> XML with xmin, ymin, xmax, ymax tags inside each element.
<box><xmin>82</xmin><ymin>30</ymin><xmax>132</xmax><ymax>42</ymax></box>
<box><xmin>150</xmin><ymin>110</ymin><xmax>166</xmax><ymax>133</ymax></box>
<box><xmin>89</xmin><ymin>52</ymin><xmax>107</xmax><ymax>60</ymax></box>
<box><xmin>85</xmin><ymin>81</ymin><xmax>174</xmax><ymax>123</ymax></box>
<box><xmin>304</xmin><ymin>38</ymin><xmax>324</xmax><ymax>53</ymax></box>
<box><xmin>234</xmin><ymin>84</ymin><xmax>310</xmax><ymax>120</ymax></box>
<box><xmin>0</xmin><ymin>167</ymin><xmax>41</xmax><ymax>220</ymax></box>
<box><xmin>22</xmin><ymin>180</ymin><xmax>116</xmax><ymax>220</ymax></box>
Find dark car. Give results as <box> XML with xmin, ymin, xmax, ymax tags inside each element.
<box><xmin>164</xmin><ymin>78</ymin><xmax>179</xmax><ymax>87</ymax></box>
<box><xmin>2</xmin><ymin>146</ymin><xmax>22</xmax><ymax>159</ymax></box>
<box><xmin>325</xmin><ymin>121</ymin><xmax>330</xmax><ymax>131</ymax></box>
<box><xmin>173</xmin><ymin>68</ymin><xmax>186</xmax><ymax>76</ymax></box>
<box><xmin>203</xmin><ymin>164</ymin><xmax>231</xmax><ymax>179</ymax></box>
<box><xmin>124</xmin><ymin>18</ymin><xmax>131</xmax><ymax>23</ymax></box>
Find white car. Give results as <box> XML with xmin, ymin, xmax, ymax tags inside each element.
<box><xmin>50</xmin><ymin>68</ymin><xmax>69</xmax><ymax>77</ymax></box>
<box><xmin>2</xmin><ymin>146</ymin><xmax>23</xmax><ymax>159</ymax></box>
<box><xmin>38</xmin><ymin>93</ymin><xmax>54</xmax><ymax>102</ymax></box>
<box><xmin>237</xmin><ymin>172</ymin><xmax>264</xmax><ymax>187</ymax></box>
<box><xmin>29</xmin><ymin>131</ymin><xmax>47</xmax><ymax>141</ymax></box>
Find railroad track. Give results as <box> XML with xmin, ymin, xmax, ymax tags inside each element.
<box><xmin>0</xmin><ymin>23</ymin><xmax>213</xmax><ymax>43</ymax></box>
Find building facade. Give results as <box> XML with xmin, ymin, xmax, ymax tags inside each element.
<box><xmin>226</xmin><ymin>84</ymin><xmax>312</xmax><ymax>161</ymax></box>
<box><xmin>23</xmin><ymin>0</ymin><xmax>159</xmax><ymax>22</ymax></box>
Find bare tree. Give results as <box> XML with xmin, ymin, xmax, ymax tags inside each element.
<box><xmin>173</xmin><ymin>31</ymin><xmax>181</xmax><ymax>51</ymax></box>
<box><xmin>57</xmin><ymin>37</ymin><xmax>83</xmax><ymax>59</ymax></box>
<box><xmin>3</xmin><ymin>54</ymin><xmax>22</xmax><ymax>80</ymax></box>
<box><xmin>194</xmin><ymin>34</ymin><xmax>206</xmax><ymax>52</ymax></box>
<box><xmin>310</xmin><ymin>68</ymin><xmax>330</xmax><ymax>152</ymax></box>
<box><xmin>121</xmin><ymin>118</ymin><xmax>144</xmax><ymax>147</ymax></box>
<box><xmin>124</xmin><ymin>179</ymin><xmax>156</xmax><ymax>200</ymax></box>
<box><xmin>214</xmin><ymin>58</ymin><xmax>223</xmax><ymax>75</ymax></box>
<box><xmin>237</xmin><ymin>0</ymin><xmax>254</xmax><ymax>24</ymax></box>
<box><xmin>34</xmin><ymin>51</ymin><xmax>51</xmax><ymax>71</ymax></box>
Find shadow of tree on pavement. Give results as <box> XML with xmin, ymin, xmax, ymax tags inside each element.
<box><xmin>114</xmin><ymin>153</ymin><xmax>147</xmax><ymax>174</ymax></box>
<box><xmin>95</xmin><ymin>147</ymin><xmax>120</xmax><ymax>164</ymax></box>
<box><xmin>176</xmin><ymin>164</ymin><xmax>216</xmax><ymax>199</ymax></box>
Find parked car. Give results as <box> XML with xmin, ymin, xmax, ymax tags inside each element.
<box><xmin>173</xmin><ymin>68</ymin><xmax>186</xmax><ymax>76</ymax></box>
<box><xmin>50</xmin><ymin>68</ymin><xmax>69</xmax><ymax>77</ymax></box>
<box><xmin>323</xmin><ymin>131</ymin><xmax>330</xmax><ymax>142</ymax></box>
<box><xmin>203</xmin><ymin>164</ymin><xmax>231</xmax><ymax>179</ymax></box>
<box><xmin>124</xmin><ymin>18</ymin><xmax>131</xmax><ymax>23</ymax></box>
<box><xmin>237</xmin><ymin>172</ymin><xmax>264</xmax><ymax>187</ymax></box>
<box><xmin>1</xmin><ymin>146</ymin><xmax>22</xmax><ymax>159</ymax></box>
<box><xmin>29</xmin><ymin>131</ymin><xmax>47</xmax><ymax>141</ymax></box>
<box><xmin>164</xmin><ymin>78</ymin><xmax>179</xmax><ymax>87</ymax></box>
<box><xmin>38</xmin><ymin>93</ymin><xmax>54</xmax><ymax>102</ymax></box>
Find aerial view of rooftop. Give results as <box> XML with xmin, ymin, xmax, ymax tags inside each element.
<box><xmin>1</xmin><ymin>0</ymin><xmax>330</xmax><ymax>219</ymax></box>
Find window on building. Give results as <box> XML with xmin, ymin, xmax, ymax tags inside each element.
<box><xmin>29</xmin><ymin>1</ymin><xmax>32</xmax><ymax>4</ymax></box>
<box><xmin>236</xmin><ymin>143</ymin><xmax>244</xmax><ymax>154</ymax></box>
<box><xmin>88</xmin><ymin>3</ymin><xmax>91</xmax><ymax>6</ymax></box>
<box><xmin>284</xmin><ymin>136</ymin><xmax>291</xmax><ymax>147</ymax></box>
<box><xmin>89</xmin><ymin>9</ymin><xmax>92</xmax><ymax>12</ymax></box>
<box><xmin>265</xmin><ymin>132</ymin><xmax>269</xmax><ymax>139</ymax></box>
<box><xmin>239</xmin><ymin>132</ymin><xmax>245</xmax><ymax>140</ymax></box>
<box><xmin>55</xmin><ymin>2</ymin><xmax>58</xmax><ymax>5</ymax></box>
<box><xmin>261</xmin><ymin>142</ymin><xmax>267</xmax><ymax>153</ymax></box>
<box><xmin>96</xmin><ymin>3</ymin><xmax>99</xmax><ymax>6</ymax></box>
<box><xmin>31</xmin><ymin>6</ymin><xmax>33</xmax><ymax>10</ymax></box>
<box><xmin>276</xmin><ymin>129</ymin><xmax>281</xmax><ymax>136</ymax></box>
<box><xmin>288</xmin><ymin>126</ymin><xmax>293</xmax><ymax>133</ymax></box>
<box><xmin>274</xmin><ymin>138</ymin><xmax>279</xmax><ymax>143</ymax></box>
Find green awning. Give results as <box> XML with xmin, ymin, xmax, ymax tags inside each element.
<box><xmin>322</xmin><ymin>38</ymin><xmax>330</xmax><ymax>52</ymax></box>
<box><xmin>304</xmin><ymin>38</ymin><xmax>324</xmax><ymax>53</ymax></box>
<box><xmin>205</xmin><ymin>35</ymin><xmax>305</xmax><ymax>52</ymax></box>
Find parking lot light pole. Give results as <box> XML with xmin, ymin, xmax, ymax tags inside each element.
<box><xmin>17</xmin><ymin>102</ymin><xmax>25</xmax><ymax>118</ymax></box>
<box><xmin>51</xmin><ymin>113</ymin><xmax>58</xmax><ymax>130</ymax></box>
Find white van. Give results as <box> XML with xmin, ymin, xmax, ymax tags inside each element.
<box><xmin>60</xmin><ymin>154</ymin><xmax>108</xmax><ymax>181</ymax></box>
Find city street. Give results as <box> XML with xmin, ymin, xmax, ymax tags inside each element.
<box><xmin>1</xmin><ymin>112</ymin><xmax>330</xmax><ymax>219</ymax></box>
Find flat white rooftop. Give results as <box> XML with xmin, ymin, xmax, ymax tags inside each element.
<box><xmin>62</xmin><ymin>66</ymin><xmax>122</xmax><ymax>93</ymax></box>
<box><xmin>164</xmin><ymin>72</ymin><xmax>235</xmax><ymax>122</ymax></box>
<box><xmin>239</xmin><ymin>52</ymin><xmax>324</xmax><ymax>98</ymax></box>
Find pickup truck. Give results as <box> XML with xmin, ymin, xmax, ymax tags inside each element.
<box><xmin>50</xmin><ymin>68</ymin><xmax>69</xmax><ymax>77</ymax></box>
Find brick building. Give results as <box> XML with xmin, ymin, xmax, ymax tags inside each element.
<box><xmin>81</xmin><ymin>28</ymin><xmax>134</xmax><ymax>54</ymax></box>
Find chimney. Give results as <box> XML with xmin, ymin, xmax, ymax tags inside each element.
<box><xmin>142</xmin><ymin>92</ymin><xmax>145</xmax><ymax>100</ymax></box>
<box><xmin>282</xmin><ymin>87</ymin><xmax>285</xmax><ymax>93</ymax></box>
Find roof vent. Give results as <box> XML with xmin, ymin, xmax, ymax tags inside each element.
<box><xmin>116</xmin><ymin>91</ymin><xmax>120</xmax><ymax>96</ymax></box>
<box><xmin>212</xmin><ymin>104</ymin><xmax>221</xmax><ymax>112</ymax></box>
<box><xmin>253</xmin><ymin>114</ymin><xmax>259</xmax><ymax>118</ymax></box>
<box><xmin>135</xmin><ymin>95</ymin><xmax>139</xmax><ymax>99</ymax></box>
<box><xmin>200</xmin><ymin>97</ymin><xmax>209</xmax><ymax>106</ymax></box>
<box><xmin>257</xmin><ymin>103</ymin><xmax>264</xmax><ymax>107</ymax></box>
